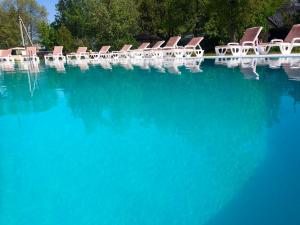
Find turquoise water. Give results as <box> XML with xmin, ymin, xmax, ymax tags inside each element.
<box><xmin>0</xmin><ymin>59</ymin><xmax>299</xmax><ymax>225</ymax></box>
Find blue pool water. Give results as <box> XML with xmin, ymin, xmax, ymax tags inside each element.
<box><xmin>0</xmin><ymin>58</ymin><xmax>299</xmax><ymax>225</ymax></box>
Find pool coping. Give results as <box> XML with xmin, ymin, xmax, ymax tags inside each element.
<box><xmin>203</xmin><ymin>54</ymin><xmax>300</xmax><ymax>59</ymax></box>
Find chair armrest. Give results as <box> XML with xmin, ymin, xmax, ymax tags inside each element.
<box><xmin>292</xmin><ymin>38</ymin><xmax>300</xmax><ymax>44</ymax></box>
<box><xmin>271</xmin><ymin>39</ymin><xmax>283</xmax><ymax>44</ymax></box>
<box><xmin>242</xmin><ymin>41</ymin><xmax>255</xmax><ymax>46</ymax></box>
<box><xmin>129</xmin><ymin>49</ymin><xmax>144</xmax><ymax>52</ymax></box>
<box><xmin>52</xmin><ymin>53</ymin><xmax>64</xmax><ymax>56</ymax></box>
<box><xmin>228</xmin><ymin>42</ymin><xmax>239</xmax><ymax>46</ymax></box>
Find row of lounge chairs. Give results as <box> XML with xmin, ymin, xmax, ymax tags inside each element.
<box><xmin>215</xmin><ymin>24</ymin><xmax>300</xmax><ymax>56</ymax></box>
<box><xmin>1</xmin><ymin>24</ymin><xmax>300</xmax><ymax>63</ymax></box>
<box><xmin>64</xmin><ymin>36</ymin><xmax>204</xmax><ymax>61</ymax></box>
<box><xmin>0</xmin><ymin>36</ymin><xmax>204</xmax><ymax>63</ymax></box>
<box><xmin>0</xmin><ymin>47</ymin><xmax>40</xmax><ymax>63</ymax></box>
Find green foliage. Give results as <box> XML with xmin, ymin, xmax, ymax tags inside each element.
<box><xmin>136</xmin><ymin>0</ymin><xmax>286</xmax><ymax>43</ymax></box>
<box><xmin>0</xmin><ymin>0</ymin><xmax>289</xmax><ymax>51</ymax></box>
<box><xmin>137</xmin><ymin>0</ymin><xmax>201</xmax><ymax>37</ymax></box>
<box><xmin>55</xmin><ymin>25</ymin><xmax>74</xmax><ymax>52</ymax></box>
<box><xmin>0</xmin><ymin>6</ymin><xmax>20</xmax><ymax>48</ymax></box>
<box><xmin>0</xmin><ymin>0</ymin><xmax>47</xmax><ymax>48</ymax></box>
<box><xmin>38</xmin><ymin>22</ymin><xmax>74</xmax><ymax>52</ymax></box>
<box><xmin>204</xmin><ymin>0</ymin><xmax>287</xmax><ymax>43</ymax></box>
<box><xmin>38</xmin><ymin>21</ymin><xmax>56</xmax><ymax>49</ymax></box>
<box><xmin>53</xmin><ymin>0</ymin><xmax>139</xmax><ymax>50</ymax></box>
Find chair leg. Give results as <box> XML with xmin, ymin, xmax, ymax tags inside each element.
<box><xmin>215</xmin><ymin>47</ymin><xmax>227</xmax><ymax>56</ymax></box>
<box><xmin>195</xmin><ymin>50</ymin><xmax>204</xmax><ymax>58</ymax></box>
<box><xmin>174</xmin><ymin>50</ymin><xmax>184</xmax><ymax>58</ymax></box>
<box><xmin>280</xmin><ymin>44</ymin><xmax>292</xmax><ymax>55</ymax></box>
<box><xmin>230</xmin><ymin>46</ymin><xmax>242</xmax><ymax>56</ymax></box>
<box><xmin>253</xmin><ymin>47</ymin><xmax>260</xmax><ymax>55</ymax></box>
<box><xmin>240</xmin><ymin>47</ymin><xmax>250</xmax><ymax>56</ymax></box>
<box><xmin>185</xmin><ymin>51</ymin><xmax>192</xmax><ymax>58</ymax></box>
<box><xmin>258</xmin><ymin>46</ymin><xmax>271</xmax><ymax>55</ymax></box>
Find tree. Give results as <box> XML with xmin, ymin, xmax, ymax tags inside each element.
<box><xmin>53</xmin><ymin>0</ymin><xmax>139</xmax><ymax>50</ymax></box>
<box><xmin>204</xmin><ymin>0</ymin><xmax>287</xmax><ymax>43</ymax></box>
<box><xmin>137</xmin><ymin>0</ymin><xmax>200</xmax><ymax>38</ymax></box>
<box><xmin>0</xmin><ymin>5</ymin><xmax>20</xmax><ymax>48</ymax></box>
<box><xmin>38</xmin><ymin>21</ymin><xmax>56</xmax><ymax>49</ymax></box>
<box><xmin>1</xmin><ymin>0</ymin><xmax>47</xmax><ymax>44</ymax></box>
<box><xmin>55</xmin><ymin>25</ymin><xmax>74</xmax><ymax>52</ymax></box>
<box><xmin>37</xmin><ymin>0</ymin><xmax>288</xmax><ymax>52</ymax></box>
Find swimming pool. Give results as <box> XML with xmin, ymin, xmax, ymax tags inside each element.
<box><xmin>0</xmin><ymin>58</ymin><xmax>299</xmax><ymax>225</ymax></box>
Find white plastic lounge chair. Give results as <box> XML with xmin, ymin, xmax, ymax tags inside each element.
<box><xmin>111</xmin><ymin>45</ymin><xmax>132</xmax><ymax>59</ymax></box>
<box><xmin>21</xmin><ymin>47</ymin><xmax>40</xmax><ymax>63</ymax></box>
<box><xmin>89</xmin><ymin>46</ymin><xmax>111</xmax><ymax>60</ymax></box>
<box><xmin>66</xmin><ymin>47</ymin><xmax>89</xmax><ymax>61</ymax></box>
<box><xmin>161</xmin><ymin>36</ymin><xmax>182</xmax><ymax>58</ymax></box>
<box><xmin>143</xmin><ymin>41</ymin><xmax>165</xmax><ymax>58</ymax></box>
<box><xmin>215</xmin><ymin>27</ymin><xmax>263</xmax><ymax>56</ymax></box>
<box><xmin>258</xmin><ymin>24</ymin><xmax>300</xmax><ymax>55</ymax></box>
<box><xmin>0</xmin><ymin>49</ymin><xmax>14</xmax><ymax>62</ymax></box>
<box><xmin>173</xmin><ymin>37</ymin><xmax>204</xmax><ymax>58</ymax></box>
<box><xmin>44</xmin><ymin>46</ymin><xmax>66</xmax><ymax>61</ymax></box>
<box><xmin>129</xmin><ymin>43</ymin><xmax>150</xmax><ymax>59</ymax></box>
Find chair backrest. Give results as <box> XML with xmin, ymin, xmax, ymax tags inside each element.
<box><xmin>76</xmin><ymin>47</ymin><xmax>87</xmax><ymax>54</ymax></box>
<box><xmin>99</xmin><ymin>45</ymin><xmax>111</xmax><ymax>53</ymax></box>
<box><xmin>239</xmin><ymin>27</ymin><xmax>262</xmax><ymax>45</ymax></box>
<box><xmin>151</xmin><ymin>41</ymin><xmax>165</xmax><ymax>49</ymax></box>
<box><xmin>284</xmin><ymin>24</ymin><xmax>300</xmax><ymax>43</ymax></box>
<box><xmin>120</xmin><ymin>45</ymin><xmax>132</xmax><ymax>52</ymax></box>
<box><xmin>53</xmin><ymin>46</ymin><xmax>63</xmax><ymax>55</ymax></box>
<box><xmin>185</xmin><ymin>37</ymin><xmax>204</xmax><ymax>48</ymax></box>
<box><xmin>26</xmin><ymin>47</ymin><xmax>37</xmax><ymax>56</ymax></box>
<box><xmin>165</xmin><ymin>36</ymin><xmax>181</xmax><ymax>48</ymax></box>
<box><xmin>0</xmin><ymin>49</ymin><xmax>12</xmax><ymax>57</ymax></box>
<box><xmin>137</xmin><ymin>43</ymin><xmax>150</xmax><ymax>50</ymax></box>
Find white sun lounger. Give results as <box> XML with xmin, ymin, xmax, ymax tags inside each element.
<box><xmin>66</xmin><ymin>47</ymin><xmax>89</xmax><ymax>61</ymax></box>
<box><xmin>143</xmin><ymin>41</ymin><xmax>165</xmax><ymax>58</ymax></box>
<box><xmin>21</xmin><ymin>47</ymin><xmax>40</xmax><ymax>63</ymax></box>
<box><xmin>129</xmin><ymin>43</ymin><xmax>150</xmax><ymax>59</ymax></box>
<box><xmin>160</xmin><ymin>36</ymin><xmax>182</xmax><ymax>58</ymax></box>
<box><xmin>173</xmin><ymin>37</ymin><xmax>204</xmax><ymax>58</ymax></box>
<box><xmin>215</xmin><ymin>27</ymin><xmax>263</xmax><ymax>56</ymax></box>
<box><xmin>258</xmin><ymin>24</ymin><xmax>300</xmax><ymax>55</ymax></box>
<box><xmin>111</xmin><ymin>45</ymin><xmax>132</xmax><ymax>59</ymax></box>
<box><xmin>44</xmin><ymin>46</ymin><xmax>66</xmax><ymax>61</ymax></box>
<box><xmin>89</xmin><ymin>46</ymin><xmax>111</xmax><ymax>60</ymax></box>
<box><xmin>0</xmin><ymin>49</ymin><xmax>14</xmax><ymax>63</ymax></box>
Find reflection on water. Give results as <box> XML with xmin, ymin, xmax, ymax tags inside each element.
<box><xmin>53</xmin><ymin>58</ymin><xmax>204</xmax><ymax>74</ymax></box>
<box><xmin>19</xmin><ymin>61</ymin><xmax>40</xmax><ymax>73</ymax></box>
<box><xmin>215</xmin><ymin>57</ymin><xmax>300</xmax><ymax>81</ymax></box>
<box><xmin>45</xmin><ymin>60</ymin><xmax>66</xmax><ymax>73</ymax></box>
<box><xmin>0</xmin><ymin>61</ymin><xmax>15</xmax><ymax>72</ymax></box>
<box><xmin>0</xmin><ymin>58</ymin><xmax>299</xmax><ymax>225</ymax></box>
